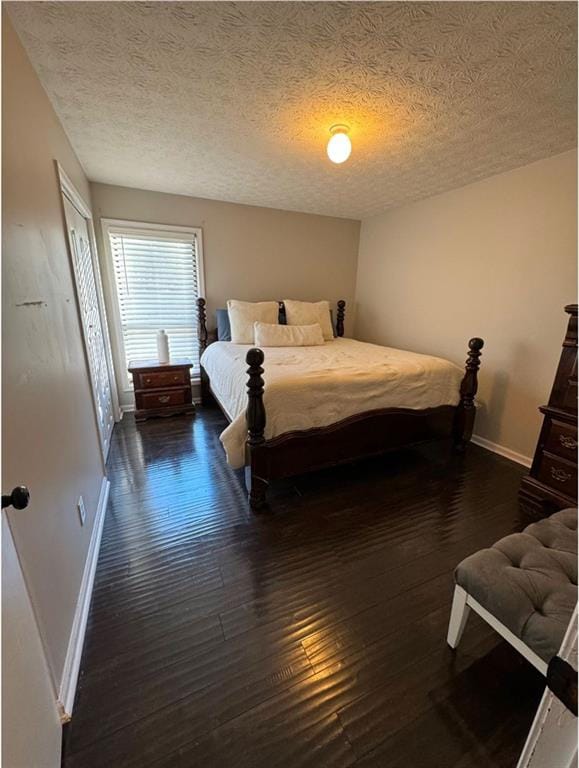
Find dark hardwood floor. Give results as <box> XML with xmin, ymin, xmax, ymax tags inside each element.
<box><xmin>62</xmin><ymin>406</ymin><xmax>544</xmax><ymax>768</ymax></box>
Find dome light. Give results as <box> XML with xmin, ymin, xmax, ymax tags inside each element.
<box><xmin>327</xmin><ymin>125</ymin><xmax>351</xmax><ymax>164</ymax></box>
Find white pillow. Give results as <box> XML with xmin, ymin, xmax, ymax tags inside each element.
<box><xmin>283</xmin><ymin>300</ymin><xmax>334</xmax><ymax>340</ymax></box>
<box><xmin>254</xmin><ymin>322</ymin><xmax>325</xmax><ymax>347</ymax></box>
<box><xmin>227</xmin><ymin>300</ymin><xmax>279</xmax><ymax>344</ymax></box>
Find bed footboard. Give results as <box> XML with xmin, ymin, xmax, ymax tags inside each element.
<box><xmin>244</xmin><ymin>335</ymin><xmax>484</xmax><ymax>511</ymax></box>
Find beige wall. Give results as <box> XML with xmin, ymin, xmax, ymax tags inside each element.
<box><xmin>2</xmin><ymin>15</ymin><xmax>105</xmax><ymax>686</ymax></box>
<box><xmin>355</xmin><ymin>150</ymin><xmax>578</xmax><ymax>461</ymax></box>
<box><xmin>90</xmin><ymin>182</ymin><xmax>360</xmax><ymax>406</ymax></box>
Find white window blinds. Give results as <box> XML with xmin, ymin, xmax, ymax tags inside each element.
<box><xmin>108</xmin><ymin>227</ymin><xmax>202</xmax><ymax>376</ymax></box>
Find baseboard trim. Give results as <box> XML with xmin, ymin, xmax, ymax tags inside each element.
<box><xmin>58</xmin><ymin>475</ymin><xmax>110</xmax><ymax>722</ymax></box>
<box><xmin>471</xmin><ymin>434</ymin><xmax>532</xmax><ymax>468</ymax></box>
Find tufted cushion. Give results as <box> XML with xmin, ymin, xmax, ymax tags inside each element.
<box><xmin>455</xmin><ymin>508</ymin><xmax>577</xmax><ymax>662</ymax></box>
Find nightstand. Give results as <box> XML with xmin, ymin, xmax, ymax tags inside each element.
<box><xmin>128</xmin><ymin>359</ymin><xmax>195</xmax><ymax>421</ymax></box>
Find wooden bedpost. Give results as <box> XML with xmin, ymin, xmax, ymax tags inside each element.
<box><xmin>454</xmin><ymin>337</ymin><xmax>484</xmax><ymax>452</ymax></box>
<box><xmin>197</xmin><ymin>297</ymin><xmax>211</xmax><ymax>405</ymax></box>
<box><xmin>246</xmin><ymin>347</ymin><xmax>268</xmax><ymax>510</ymax></box>
<box><xmin>336</xmin><ymin>300</ymin><xmax>346</xmax><ymax>337</ymax></box>
<box><xmin>197</xmin><ymin>297</ymin><xmax>208</xmax><ymax>354</ymax></box>
<box><xmin>278</xmin><ymin>301</ymin><xmax>287</xmax><ymax>325</ymax></box>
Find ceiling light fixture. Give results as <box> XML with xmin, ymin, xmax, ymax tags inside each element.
<box><xmin>327</xmin><ymin>125</ymin><xmax>351</xmax><ymax>164</ymax></box>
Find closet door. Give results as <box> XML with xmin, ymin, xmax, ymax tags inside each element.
<box><xmin>62</xmin><ymin>195</ymin><xmax>114</xmax><ymax>460</ymax></box>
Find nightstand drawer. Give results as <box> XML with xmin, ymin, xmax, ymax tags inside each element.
<box><xmin>545</xmin><ymin>420</ymin><xmax>578</xmax><ymax>461</ymax></box>
<box><xmin>136</xmin><ymin>388</ymin><xmax>190</xmax><ymax>411</ymax></box>
<box><xmin>537</xmin><ymin>451</ymin><xmax>577</xmax><ymax>496</ymax></box>
<box><xmin>134</xmin><ymin>369</ymin><xmax>189</xmax><ymax>390</ymax></box>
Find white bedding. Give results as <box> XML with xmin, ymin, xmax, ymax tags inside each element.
<box><xmin>200</xmin><ymin>338</ymin><xmax>463</xmax><ymax>469</ymax></box>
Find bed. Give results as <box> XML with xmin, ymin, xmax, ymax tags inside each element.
<box><xmin>198</xmin><ymin>298</ymin><xmax>484</xmax><ymax>510</ymax></box>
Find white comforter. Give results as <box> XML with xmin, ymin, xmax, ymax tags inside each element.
<box><xmin>200</xmin><ymin>338</ymin><xmax>463</xmax><ymax>469</ymax></box>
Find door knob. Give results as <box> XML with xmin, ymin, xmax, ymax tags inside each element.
<box><xmin>2</xmin><ymin>486</ymin><xmax>30</xmax><ymax>510</ymax></box>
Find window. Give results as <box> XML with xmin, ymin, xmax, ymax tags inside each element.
<box><xmin>103</xmin><ymin>221</ymin><xmax>204</xmax><ymax>390</ymax></box>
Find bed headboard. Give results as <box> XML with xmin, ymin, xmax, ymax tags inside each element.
<box><xmin>197</xmin><ymin>298</ymin><xmax>346</xmax><ymax>355</ymax></box>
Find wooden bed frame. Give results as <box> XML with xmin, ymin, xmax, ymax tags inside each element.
<box><xmin>197</xmin><ymin>298</ymin><xmax>484</xmax><ymax>510</ymax></box>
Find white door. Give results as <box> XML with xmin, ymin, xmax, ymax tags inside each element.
<box><xmin>517</xmin><ymin>606</ymin><xmax>578</xmax><ymax>768</ymax></box>
<box><xmin>62</xmin><ymin>195</ymin><xmax>114</xmax><ymax>459</ymax></box>
<box><xmin>2</xmin><ymin>512</ymin><xmax>62</xmax><ymax>768</ymax></box>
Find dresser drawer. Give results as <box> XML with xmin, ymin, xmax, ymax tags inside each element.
<box><xmin>537</xmin><ymin>451</ymin><xmax>577</xmax><ymax>497</ymax></box>
<box><xmin>136</xmin><ymin>387</ymin><xmax>190</xmax><ymax>411</ymax></box>
<box><xmin>134</xmin><ymin>369</ymin><xmax>189</xmax><ymax>390</ymax></box>
<box><xmin>544</xmin><ymin>420</ymin><xmax>578</xmax><ymax>461</ymax></box>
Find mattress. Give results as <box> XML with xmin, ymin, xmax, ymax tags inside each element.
<box><xmin>200</xmin><ymin>337</ymin><xmax>463</xmax><ymax>469</ymax></box>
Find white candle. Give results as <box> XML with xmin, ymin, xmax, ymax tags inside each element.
<box><xmin>156</xmin><ymin>330</ymin><xmax>170</xmax><ymax>364</ymax></box>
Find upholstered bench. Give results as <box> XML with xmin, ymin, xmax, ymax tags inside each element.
<box><xmin>447</xmin><ymin>508</ymin><xmax>577</xmax><ymax>674</ymax></box>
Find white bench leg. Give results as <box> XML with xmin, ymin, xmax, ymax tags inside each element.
<box><xmin>447</xmin><ymin>585</ymin><xmax>471</xmax><ymax>649</ymax></box>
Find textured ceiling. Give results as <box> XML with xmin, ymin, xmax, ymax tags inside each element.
<box><xmin>7</xmin><ymin>1</ymin><xmax>577</xmax><ymax>219</ymax></box>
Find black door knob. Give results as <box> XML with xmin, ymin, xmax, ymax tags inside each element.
<box><xmin>2</xmin><ymin>486</ymin><xmax>30</xmax><ymax>510</ymax></box>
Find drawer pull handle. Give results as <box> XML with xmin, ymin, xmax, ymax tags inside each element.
<box><xmin>173</xmin><ymin>376</ymin><xmax>180</xmax><ymax>381</ymax></box>
<box><xmin>559</xmin><ymin>435</ymin><xmax>578</xmax><ymax>450</ymax></box>
<box><xmin>551</xmin><ymin>467</ymin><xmax>571</xmax><ymax>483</ymax></box>
<box><xmin>145</xmin><ymin>378</ymin><xmax>152</xmax><ymax>384</ymax></box>
<box><xmin>158</xmin><ymin>395</ymin><xmax>171</xmax><ymax>404</ymax></box>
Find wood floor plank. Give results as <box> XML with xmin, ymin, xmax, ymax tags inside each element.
<box><xmin>354</xmin><ymin>643</ymin><xmax>544</xmax><ymax>768</ymax></box>
<box><xmin>62</xmin><ymin>408</ymin><xmax>539</xmax><ymax>768</ymax></box>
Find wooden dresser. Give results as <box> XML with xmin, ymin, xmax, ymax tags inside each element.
<box><xmin>128</xmin><ymin>359</ymin><xmax>195</xmax><ymax>422</ymax></box>
<box><xmin>519</xmin><ymin>304</ymin><xmax>577</xmax><ymax>518</ymax></box>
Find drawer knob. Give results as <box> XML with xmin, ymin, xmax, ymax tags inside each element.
<box><xmin>145</xmin><ymin>378</ymin><xmax>152</xmax><ymax>384</ymax></box>
<box><xmin>551</xmin><ymin>467</ymin><xmax>571</xmax><ymax>483</ymax></box>
<box><xmin>158</xmin><ymin>395</ymin><xmax>171</xmax><ymax>404</ymax></box>
<box><xmin>559</xmin><ymin>435</ymin><xmax>578</xmax><ymax>450</ymax></box>
<box><xmin>173</xmin><ymin>375</ymin><xmax>179</xmax><ymax>381</ymax></box>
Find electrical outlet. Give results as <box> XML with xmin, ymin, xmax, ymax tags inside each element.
<box><xmin>77</xmin><ymin>496</ymin><xmax>86</xmax><ymax>526</ymax></box>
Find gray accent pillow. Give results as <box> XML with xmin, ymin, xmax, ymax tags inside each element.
<box><xmin>216</xmin><ymin>309</ymin><xmax>231</xmax><ymax>341</ymax></box>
